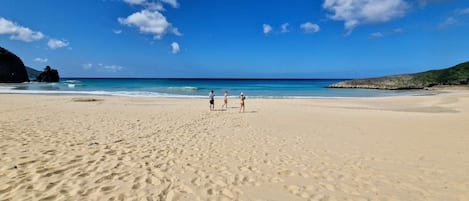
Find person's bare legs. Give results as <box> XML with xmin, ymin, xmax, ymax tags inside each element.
<box><xmin>225</xmin><ymin>100</ymin><xmax>228</xmax><ymax>109</ymax></box>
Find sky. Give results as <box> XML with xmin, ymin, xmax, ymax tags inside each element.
<box><xmin>1</xmin><ymin>0</ymin><xmax>468</xmax><ymax>78</ymax></box>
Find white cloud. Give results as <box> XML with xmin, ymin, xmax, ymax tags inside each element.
<box><xmin>88</xmin><ymin>63</ymin><xmax>124</xmax><ymax>72</ymax></box>
<box><xmin>300</xmin><ymin>22</ymin><xmax>320</xmax><ymax>33</ymax></box>
<box><xmin>102</xmin><ymin>65</ymin><xmax>124</xmax><ymax>72</ymax></box>
<box><xmin>370</xmin><ymin>28</ymin><xmax>403</xmax><ymax>38</ymax></box>
<box><xmin>146</xmin><ymin>2</ymin><xmax>165</xmax><ymax>11</ymax></box>
<box><xmin>439</xmin><ymin>17</ymin><xmax>457</xmax><ymax>28</ymax></box>
<box><xmin>281</xmin><ymin>23</ymin><xmax>290</xmax><ymax>33</ymax></box>
<box><xmin>34</xmin><ymin>57</ymin><xmax>48</xmax><ymax>63</ymax></box>
<box><xmin>47</xmin><ymin>39</ymin><xmax>69</xmax><ymax>49</ymax></box>
<box><xmin>161</xmin><ymin>0</ymin><xmax>179</xmax><ymax>8</ymax></box>
<box><xmin>171</xmin><ymin>42</ymin><xmax>180</xmax><ymax>54</ymax></box>
<box><xmin>123</xmin><ymin>0</ymin><xmax>146</xmax><ymax>5</ymax></box>
<box><xmin>263</xmin><ymin>24</ymin><xmax>273</xmax><ymax>34</ymax></box>
<box><xmin>457</xmin><ymin>8</ymin><xmax>469</xmax><ymax>15</ymax></box>
<box><xmin>436</xmin><ymin>8</ymin><xmax>469</xmax><ymax>29</ymax></box>
<box><xmin>82</xmin><ymin>63</ymin><xmax>93</xmax><ymax>70</ymax></box>
<box><xmin>370</xmin><ymin>32</ymin><xmax>384</xmax><ymax>38</ymax></box>
<box><xmin>113</xmin><ymin>29</ymin><xmax>122</xmax><ymax>34</ymax></box>
<box><xmin>122</xmin><ymin>0</ymin><xmax>165</xmax><ymax>11</ymax></box>
<box><xmin>0</xmin><ymin>17</ymin><xmax>44</xmax><ymax>42</ymax></box>
<box><xmin>323</xmin><ymin>0</ymin><xmax>408</xmax><ymax>33</ymax></box>
<box><xmin>118</xmin><ymin>9</ymin><xmax>180</xmax><ymax>39</ymax></box>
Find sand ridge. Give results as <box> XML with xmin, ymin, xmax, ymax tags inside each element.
<box><xmin>1</xmin><ymin>93</ymin><xmax>469</xmax><ymax>201</ymax></box>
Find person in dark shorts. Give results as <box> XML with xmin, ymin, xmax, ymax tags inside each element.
<box><xmin>209</xmin><ymin>90</ymin><xmax>215</xmax><ymax>111</ymax></box>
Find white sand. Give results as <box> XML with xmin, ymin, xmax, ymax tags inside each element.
<box><xmin>1</xmin><ymin>92</ymin><xmax>469</xmax><ymax>201</ymax></box>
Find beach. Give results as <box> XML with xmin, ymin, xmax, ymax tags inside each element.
<box><xmin>1</xmin><ymin>92</ymin><xmax>469</xmax><ymax>201</ymax></box>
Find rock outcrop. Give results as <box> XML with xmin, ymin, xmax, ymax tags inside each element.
<box><xmin>0</xmin><ymin>46</ymin><xmax>29</xmax><ymax>83</ymax></box>
<box><xmin>329</xmin><ymin>75</ymin><xmax>423</xmax><ymax>90</ymax></box>
<box><xmin>36</xmin><ymin>66</ymin><xmax>60</xmax><ymax>82</ymax></box>
<box><xmin>329</xmin><ymin>61</ymin><xmax>469</xmax><ymax>90</ymax></box>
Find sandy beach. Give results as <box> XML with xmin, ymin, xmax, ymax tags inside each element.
<box><xmin>1</xmin><ymin>92</ymin><xmax>469</xmax><ymax>201</ymax></box>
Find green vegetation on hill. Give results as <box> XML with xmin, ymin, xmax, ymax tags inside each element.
<box><xmin>329</xmin><ymin>61</ymin><xmax>469</xmax><ymax>90</ymax></box>
<box><xmin>413</xmin><ymin>62</ymin><xmax>469</xmax><ymax>86</ymax></box>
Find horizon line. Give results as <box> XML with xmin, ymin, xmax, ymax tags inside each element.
<box><xmin>60</xmin><ymin>77</ymin><xmax>352</xmax><ymax>80</ymax></box>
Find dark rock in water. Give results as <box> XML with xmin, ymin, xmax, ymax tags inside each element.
<box><xmin>36</xmin><ymin>66</ymin><xmax>60</xmax><ymax>82</ymax></box>
<box><xmin>329</xmin><ymin>61</ymin><xmax>469</xmax><ymax>90</ymax></box>
<box><xmin>0</xmin><ymin>46</ymin><xmax>29</xmax><ymax>83</ymax></box>
<box><xmin>26</xmin><ymin>66</ymin><xmax>41</xmax><ymax>81</ymax></box>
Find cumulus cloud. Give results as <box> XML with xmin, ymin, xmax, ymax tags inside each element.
<box><xmin>113</xmin><ymin>29</ymin><xmax>122</xmax><ymax>34</ymax></box>
<box><xmin>34</xmin><ymin>57</ymin><xmax>48</xmax><ymax>63</ymax></box>
<box><xmin>122</xmin><ymin>0</ymin><xmax>164</xmax><ymax>11</ymax></box>
<box><xmin>263</xmin><ymin>24</ymin><xmax>273</xmax><ymax>34</ymax></box>
<box><xmin>47</xmin><ymin>39</ymin><xmax>69</xmax><ymax>49</ymax></box>
<box><xmin>161</xmin><ymin>0</ymin><xmax>179</xmax><ymax>8</ymax></box>
<box><xmin>281</xmin><ymin>23</ymin><xmax>290</xmax><ymax>33</ymax></box>
<box><xmin>146</xmin><ymin>2</ymin><xmax>165</xmax><ymax>11</ymax></box>
<box><xmin>0</xmin><ymin>17</ymin><xmax>69</xmax><ymax>48</ymax></box>
<box><xmin>323</xmin><ymin>0</ymin><xmax>408</xmax><ymax>33</ymax></box>
<box><xmin>300</xmin><ymin>22</ymin><xmax>320</xmax><ymax>33</ymax></box>
<box><xmin>171</xmin><ymin>42</ymin><xmax>180</xmax><ymax>54</ymax></box>
<box><xmin>118</xmin><ymin>9</ymin><xmax>180</xmax><ymax>39</ymax></box>
<box><xmin>0</xmin><ymin>17</ymin><xmax>44</xmax><ymax>42</ymax></box>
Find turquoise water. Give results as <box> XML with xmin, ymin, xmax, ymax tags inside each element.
<box><xmin>0</xmin><ymin>78</ymin><xmax>437</xmax><ymax>98</ymax></box>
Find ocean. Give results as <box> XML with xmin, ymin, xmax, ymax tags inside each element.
<box><xmin>0</xmin><ymin>78</ymin><xmax>437</xmax><ymax>98</ymax></box>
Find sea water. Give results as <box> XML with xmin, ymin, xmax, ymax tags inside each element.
<box><xmin>0</xmin><ymin>78</ymin><xmax>438</xmax><ymax>98</ymax></box>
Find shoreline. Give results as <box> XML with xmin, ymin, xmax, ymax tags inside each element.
<box><xmin>2</xmin><ymin>79</ymin><xmax>458</xmax><ymax>99</ymax></box>
<box><xmin>0</xmin><ymin>88</ymin><xmax>448</xmax><ymax>99</ymax></box>
<box><xmin>1</xmin><ymin>92</ymin><xmax>469</xmax><ymax>200</ymax></box>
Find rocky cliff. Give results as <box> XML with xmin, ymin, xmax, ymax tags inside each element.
<box><xmin>0</xmin><ymin>46</ymin><xmax>29</xmax><ymax>83</ymax></box>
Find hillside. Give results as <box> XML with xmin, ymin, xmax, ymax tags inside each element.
<box><xmin>26</xmin><ymin>66</ymin><xmax>41</xmax><ymax>80</ymax></box>
<box><xmin>329</xmin><ymin>62</ymin><xmax>469</xmax><ymax>90</ymax></box>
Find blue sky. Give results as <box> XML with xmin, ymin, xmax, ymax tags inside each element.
<box><xmin>1</xmin><ymin>0</ymin><xmax>468</xmax><ymax>78</ymax></box>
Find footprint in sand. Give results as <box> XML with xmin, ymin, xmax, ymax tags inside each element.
<box><xmin>277</xmin><ymin>169</ymin><xmax>295</xmax><ymax>177</ymax></box>
<box><xmin>38</xmin><ymin>195</ymin><xmax>57</xmax><ymax>201</ymax></box>
<box><xmin>100</xmin><ymin>185</ymin><xmax>115</xmax><ymax>192</ymax></box>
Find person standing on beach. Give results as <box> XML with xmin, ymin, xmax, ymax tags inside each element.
<box><xmin>209</xmin><ymin>90</ymin><xmax>215</xmax><ymax>111</ymax></box>
<box><xmin>239</xmin><ymin>92</ymin><xmax>246</xmax><ymax>113</ymax></box>
<box><xmin>222</xmin><ymin>91</ymin><xmax>228</xmax><ymax>110</ymax></box>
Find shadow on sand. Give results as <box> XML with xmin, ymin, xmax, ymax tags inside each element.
<box><xmin>210</xmin><ymin>109</ymin><xmax>257</xmax><ymax>113</ymax></box>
